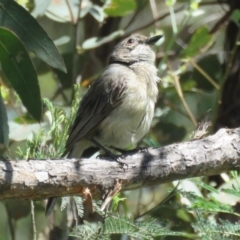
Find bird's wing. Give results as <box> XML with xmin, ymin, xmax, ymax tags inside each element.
<box><xmin>64</xmin><ymin>66</ymin><xmax>128</xmax><ymax>155</ymax></box>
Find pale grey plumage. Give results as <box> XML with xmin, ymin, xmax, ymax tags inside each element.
<box><xmin>46</xmin><ymin>34</ymin><xmax>161</xmax><ymax>216</ymax></box>
<box><xmin>66</xmin><ymin>34</ymin><xmax>160</xmax><ymax>157</ymax></box>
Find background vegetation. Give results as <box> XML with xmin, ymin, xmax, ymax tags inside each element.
<box><xmin>1</xmin><ymin>0</ymin><xmax>240</xmax><ymax>239</ymax></box>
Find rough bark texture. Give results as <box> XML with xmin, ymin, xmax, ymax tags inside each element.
<box><xmin>1</xmin><ymin>127</ymin><xmax>240</xmax><ymax>201</ymax></box>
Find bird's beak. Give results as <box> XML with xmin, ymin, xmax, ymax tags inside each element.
<box><xmin>146</xmin><ymin>35</ymin><xmax>162</xmax><ymax>45</ymax></box>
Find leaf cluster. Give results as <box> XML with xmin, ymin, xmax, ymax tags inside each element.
<box><xmin>1</xmin><ymin>0</ymin><xmax>240</xmax><ymax>239</ymax></box>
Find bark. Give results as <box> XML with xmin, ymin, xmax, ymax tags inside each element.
<box><xmin>1</xmin><ymin>127</ymin><xmax>240</xmax><ymax>201</ymax></box>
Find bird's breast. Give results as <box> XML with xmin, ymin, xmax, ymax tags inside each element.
<box><xmin>96</xmin><ymin>65</ymin><xmax>158</xmax><ymax>150</ymax></box>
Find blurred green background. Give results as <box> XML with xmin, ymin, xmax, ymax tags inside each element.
<box><xmin>1</xmin><ymin>0</ymin><xmax>240</xmax><ymax>239</ymax></box>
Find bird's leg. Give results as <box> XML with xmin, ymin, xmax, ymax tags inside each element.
<box><xmin>90</xmin><ymin>138</ymin><xmax>115</xmax><ymax>157</ymax></box>
<box><xmin>110</xmin><ymin>146</ymin><xmax>128</xmax><ymax>154</ymax></box>
<box><xmin>110</xmin><ymin>146</ymin><xmax>140</xmax><ymax>155</ymax></box>
<box><xmin>90</xmin><ymin>138</ymin><xmax>127</xmax><ymax>167</ymax></box>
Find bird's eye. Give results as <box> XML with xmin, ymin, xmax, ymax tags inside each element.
<box><xmin>127</xmin><ymin>38</ymin><xmax>135</xmax><ymax>44</ymax></box>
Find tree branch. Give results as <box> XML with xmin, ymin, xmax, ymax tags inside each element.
<box><xmin>1</xmin><ymin>127</ymin><xmax>240</xmax><ymax>201</ymax></box>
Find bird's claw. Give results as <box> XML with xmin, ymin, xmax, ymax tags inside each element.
<box><xmin>98</xmin><ymin>153</ymin><xmax>128</xmax><ymax>170</ymax></box>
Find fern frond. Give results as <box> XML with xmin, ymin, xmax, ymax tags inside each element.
<box><xmin>221</xmin><ymin>188</ymin><xmax>240</xmax><ymax>198</ymax></box>
<box><xmin>192</xmin><ymin>211</ymin><xmax>240</xmax><ymax>240</ymax></box>
<box><xmin>74</xmin><ymin>196</ymin><xmax>84</xmax><ymax>218</ymax></box>
<box><xmin>100</xmin><ymin>215</ymin><xmax>184</xmax><ymax>239</ymax></box>
<box><xmin>180</xmin><ymin>191</ymin><xmax>234</xmax><ymax>215</ymax></box>
<box><xmin>192</xmin><ymin>178</ymin><xmax>219</xmax><ymax>194</ymax></box>
<box><xmin>92</xmin><ymin>200</ymin><xmax>104</xmax><ymax>216</ymax></box>
<box><xmin>70</xmin><ymin>221</ymin><xmax>101</xmax><ymax>240</ymax></box>
<box><xmin>61</xmin><ymin>197</ymin><xmax>70</xmax><ymax>211</ymax></box>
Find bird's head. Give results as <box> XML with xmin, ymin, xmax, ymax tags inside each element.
<box><xmin>108</xmin><ymin>34</ymin><xmax>162</xmax><ymax>65</ymax></box>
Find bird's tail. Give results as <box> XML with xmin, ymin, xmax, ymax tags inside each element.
<box><xmin>45</xmin><ymin>197</ymin><xmax>58</xmax><ymax>216</ymax></box>
<box><xmin>45</xmin><ymin>146</ymin><xmax>99</xmax><ymax>216</ymax></box>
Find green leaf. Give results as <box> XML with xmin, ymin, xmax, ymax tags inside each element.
<box><xmin>89</xmin><ymin>4</ymin><xmax>105</xmax><ymax>22</ymax></box>
<box><xmin>31</xmin><ymin>0</ymin><xmax>51</xmax><ymax>18</ymax></box>
<box><xmin>0</xmin><ymin>27</ymin><xmax>42</xmax><ymax>121</ymax></box>
<box><xmin>104</xmin><ymin>0</ymin><xmax>136</xmax><ymax>17</ymax></box>
<box><xmin>183</xmin><ymin>192</ymin><xmax>233</xmax><ymax>214</ymax></box>
<box><xmin>231</xmin><ymin>9</ymin><xmax>240</xmax><ymax>27</ymax></box>
<box><xmin>111</xmin><ymin>194</ymin><xmax>126</xmax><ymax>211</ymax></box>
<box><xmin>183</xmin><ymin>26</ymin><xmax>212</xmax><ymax>58</ymax></box>
<box><xmin>193</xmin><ymin>179</ymin><xmax>219</xmax><ymax>194</ymax></box>
<box><xmin>82</xmin><ymin>30</ymin><xmax>124</xmax><ymax>50</ymax></box>
<box><xmin>0</xmin><ymin>0</ymin><xmax>66</xmax><ymax>72</ymax></box>
<box><xmin>165</xmin><ymin>0</ymin><xmax>176</xmax><ymax>7</ymax></box>
<box><xmin>0</xmin><ymin>90</ymin><xmax>8</xmax><ymax>148</ymax></box>
<box><xmin>221</xmin><ymin>188</ymin><xmax>240</xmax><ymax>198</ymax></box>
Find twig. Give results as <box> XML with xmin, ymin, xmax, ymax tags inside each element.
<box><xmin>124</xmin><ymin>1</ymin><xmax>148</xmax><ymax>30</ymax></box>
<box><xmin>170</xmin><ymin>71</ymin><xmax>197</xmax><ymax>126</ymax></box>
<box><xmin>127</xmin><ymin>5</ymin><xmax>186</xmax><ymax>35</ymax></box>
<box><xmin>31</xmin><ymin>201</ymin><xmax>37</xmax><ymax>240</ymax></box>
<box><xmin>189</xmin><ymin>59</ymin><xmax>220</xmax><ymax>90</ymax></box>
<box><xmin>65</xmin><ymin>0</ymin><xmax>75</xmax><ymax>23</ymax></box>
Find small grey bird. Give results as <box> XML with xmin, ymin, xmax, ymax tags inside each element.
<box><xmin>46</xmin><ymin>34</ymin><xmax>162</xmax><ymax>216</ymax></box>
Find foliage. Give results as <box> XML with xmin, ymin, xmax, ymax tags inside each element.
<box><xmin>192</xmin><ymin>213</ymin><xmax>240</xmax><ymax>240</ymax></box>
<box><xmin>0</xmin><ymin>91</ymin><xmax>8</xmax><ymax>149</ymax></box>
<box><xmin>0</xmin><ymin>0</ymin><xmax>65</xmax><ymax>71</ymax></box>
<box><xmin>73</xmin><ymin>196</ymin><xmax>84</xmax><ymax>218</ymax></box>
<box><xmin>17</xmin><ymin>85</ymin><xmax>80</xmax><ymax>159</ymax></box>
<box><xmin>69</xmin><ymin>181</ymin><xmax>240</xmax><ymax>240</ymax></box>
<box><xmin>104</xmin><ymin>0</ymin><xmax>136</xmax><ymax>17</ymax></box>
<box><xmin>70</xmin><ymin>215</ymin><xmax>185</xmax><ymax>240</ymax></box>
<box><xmin>0</xmin><ymin>0</ymin><xmax>66</xmax><ymax>144</ymax></box>
<box><xmin>1</xmin><ymin>0</ymin><xmax>240</xmax><ymax>240</ymax></box>
<box><xmin>0</xmin><ymin>28</ymin><xmax>42</xmax><ymax>121</ymax></box>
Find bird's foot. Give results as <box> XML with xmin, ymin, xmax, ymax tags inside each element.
<box><xmin>111</xmin><ymin>146</ymin><xmax>145</xmax><ymax>155</ymax></box>
<box><xmin>98</xmin><ymin>152</ymin><xmax>128</xmax><ymax>170</ymax></box>
<box><xmin>114</xmin><ymin>156</ymin><xmax>128</xmax><ymax>170</ymax></box>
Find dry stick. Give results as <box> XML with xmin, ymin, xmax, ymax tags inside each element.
<box><xmin>65</xmin><ymin>0</ymin><xmax>75</xmax><ymax>23</ymax></box>
<box><xmin>130</xmin><ymin>1</ymin><xmax>228</xmax><ymax>35</ymax></box>
<box><xmin>163</xmin><ymin>99</ymin><xmax>190</xmax><ymax>118</ymax></box>
<box><xmin>124</xmin><ymin>1</ymin><xmax>148</xmax><ymax>31</ymax></box>
<box><xmin>31</xmin><ymin>201</ymin><xmax>37</xmax><ymax>240</ymax></box>
<box><xmin>171</xmin><ymin>72</ymin><xmax>197</xmax><ymax>126</ymax></box>
<box><xmin>127</xmin><ymin>5</ymin><xmax>186</xmax><ymax>35</ymax></box>
<box><xmin>149</xmin><ymin>0</ymin><xmax>159</xmax><ymax>28</ymax></box>
<box><xmin>190</xmin><ymin>60</ymin><xmax>220</xmax><ymax>90</ymax></box>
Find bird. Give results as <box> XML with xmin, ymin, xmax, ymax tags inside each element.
<box><xmin>45</xmin><ymin>34</ymin><xmax>162</xmax><ymax>216</ymax></box>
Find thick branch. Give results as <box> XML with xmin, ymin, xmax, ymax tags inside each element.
<box><xmin>1</xmin><ymin>128</ymin><xmax>240</xmax><ymax>200</ymax></box>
